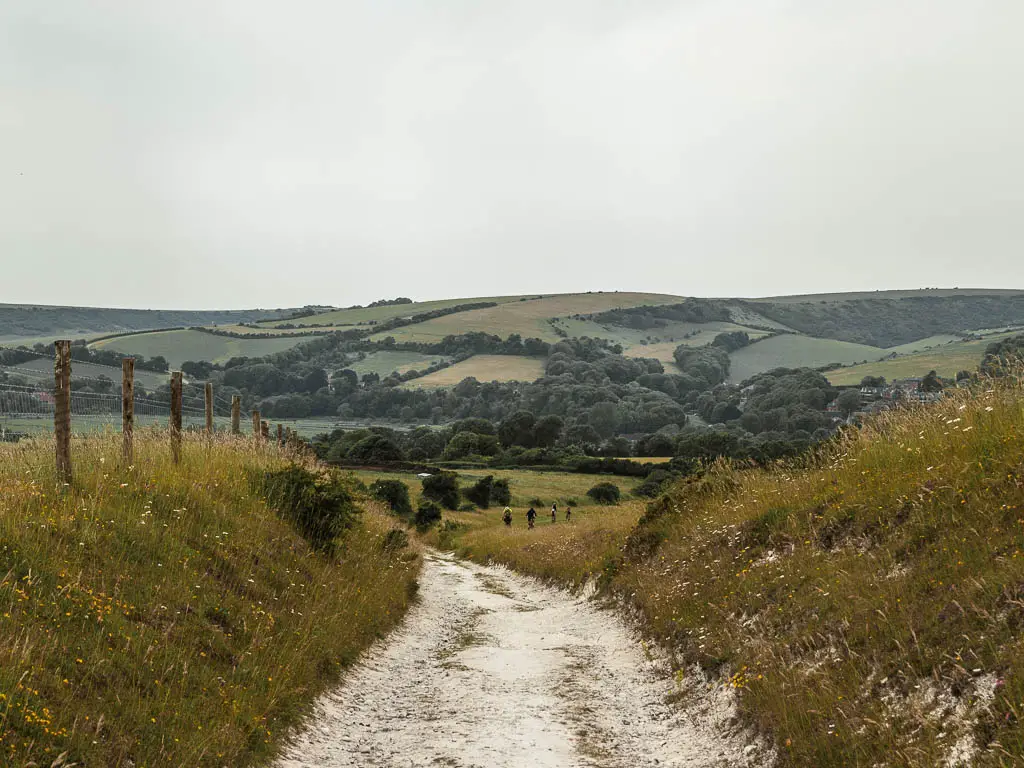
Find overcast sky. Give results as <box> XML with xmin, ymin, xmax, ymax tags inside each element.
<box><xmin>1</xmin><ymin>1</ymin><xmax>1022</xmax><ymax>310</ymax></box>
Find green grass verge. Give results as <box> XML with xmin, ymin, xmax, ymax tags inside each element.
<box><xmin>0</xmin><ymin>433</ymin><xmax>419</xmax><ymax>766</ymax></box>
<box><xmin>433</xmin><ymin>377</ymin><xmax>1024</xmax><ymax>766</ymax></box>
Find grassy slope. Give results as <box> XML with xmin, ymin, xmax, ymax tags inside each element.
<box><xmin>0</xmin><ymin>434</ymin><xmax>419</xmax><ymax>766</ymax></box>
<box><xmin>4</xmin><ymin>358</ymin><xmax>167</xmax><ymax>389</ymax></box>
<box><xmin>440</xmin><ymin>380</ymin><xmax>1024</xmax><ymax>766</ymax></box>
<box><xmin>0</xmin><ymin>305</ymin><xmax>287</xmax><ymax>342</ymax></box>
<box><xmin>346</xmin><ymin>351</ymin><xmax>447</xmax><ymax>378</ymax></box>
<box><xmin>826</xmin><ymin>332</ymin><xmax>1020</xmax><ymax>385</ymax></box>
<box><xmin>402</xmin><ymin>355</ymin><xmax>546</xmax><ymax>388</ymax></box>
<box><xmin>260</xmin><ymin>296</ymin><xmax>523</xmax><ymax>328</ymax></box>
<box><xmin>728</xmin><ymin>334</ymin><xmax>885</xmax><ymax>383</ymax></box>
<box><xmin>91</xmin><ymin>330</ymin><xmax>309</xmax><ymax>368</ymax></box>
<box><xmin>370</xmin><ymin>292</ymin><xmax>684</xmax><ymax>343</ymax></box>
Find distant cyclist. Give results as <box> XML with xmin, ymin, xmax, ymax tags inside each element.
<box><xmin>526</xmin><ymin>507</ymin><xmax>537</xmax><ymax>529</ymax></box>
<box><xmin>550</xmin><ymin>505</ymin><xmax>557</xmax><ymax>524</ymax></box>
<box><xmin>565</xmin><ymin>506</ymin><xmax>572</xmax><ymax>522</ymax></box>
<box><xmin>502</xmin><ymin>507</ymin><xmax>513</xmax><ymax>527</ymax></box>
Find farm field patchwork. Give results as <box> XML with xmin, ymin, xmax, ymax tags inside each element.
<box><xmin>402</xmin><ymin>355</ymin><xmax>545</xmax><ymax>387</ymax></box>
<box><xmin>825</xmin><ymin>331</ymin><xmax>1020</xmax><ymax>385</ymax></box>
<box><xmin>2</xmin><ymin>357</ymin><xmax>168</xmax><ymax>389</ymax></box>
<box><xmin>259</xmin><ymin>295</ymin><xmax>523</xmax><ymax>328</ymax></box>
<box><xmin>370</xmin><ymin>292</ymin><xmax>684</xmax><ymax>344</ymax></box>
<box><xmin>90</xmin><ymin>329</ymin><xmax>310</xmax><ymax>368</ymax></box>
<box><xmin>345</xmin><ymin>350</ymin><xmax>447</xmax><ymax>378</ymax></box>
<box><xmin>727</xmin><ymin>333</ymin><xmax>885</xmax><ymax>383</ymax></box>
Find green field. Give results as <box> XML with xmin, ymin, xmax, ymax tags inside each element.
<box><xmin>402</xmin><ymin>355</ymin><xmax>546</xmax><ymax>388</ymax></box>
<box><xmin>370</xmin><ymin>292</ymin><xmax>684</xmax><ymax>344</ymax></box>
<box><xmin>346</xmin><ymin>350</ymin><xmax>447</xmax><ymax>378</ymax></box>
<box><xmin>260</xmin><ymin>295</ymin><xmax>524</xmax><ymax>328</ymax></box>
<box><xmin>91</xmin><ymin>330</ymin><xmax>309</xmax><ymax>368</ymax></box>
<box><xmin>825</xmin><ymin>332</ymin><xmax>1020</xmax><ymax>384</ymax></box>
<box><xmin>3</xmin><ymin>358</ymin><xmax>168</xmax><ymax>389</ymax></box>
<box><xmin>728</xmin><ymin>334</ymin><xmax>885</xmax><ymax>383</ymax></box>
<box><xmin>345</xmin><ymin>466</ymin><xmax>641</xmax><ymax>510</ymax></box>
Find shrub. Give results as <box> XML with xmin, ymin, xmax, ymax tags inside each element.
<box><xmin>414</xmin><ymin>500</ymin><xmax>442</xmax><ymax>531</ymax></box>
<box><xmin>369</xmin><ymin>479</ymin><xmax>413</xmax><ymax>519</ymax></box>
<box><xmin>528</xmin><ymin>497</ymin><xmax>544</xmax><ymax>507</ymax></box>
<box><xmin>421</xmin><ymin>472</ymin><xmax>460</xmax><ymax>510</ymax></box>
<box><xmin>458</xmin><ymin>502</ymin><xmax>477</xmax><ymax>512</ymax></box>
<box><xmin>586</xmin><ymin>482</ymin><xmax>621</xmax><ymax>505</ymax></box>
<box><xmin>261</xmin><ymin>465</ymin><xmax>361</xmax><ymax>552</ymax></box>
<box><xmin>633</xmin><ymin>469</ymin><xmax>677</xmax><ymax>498</ymax></box>
<box><xmin>490</xmin><ymin>478</ymin><xmax>512</xmax><ymax>506</ymax></box>
<box><xmin>463</xmin><ymin>475</ymin><xmax>494</xmax><ymax>508</ymax></box>
<box><xmin>380</xmin><ymin>528</ymin><xmax>409</xmax><ymax>551</ymax></box>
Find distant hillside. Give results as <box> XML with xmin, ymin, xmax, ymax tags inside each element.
<box><xmin>0</xmin><ymin>303</ymin><xmax>292</xmax><ymax>341</ymax></box>
<box><xmin>741</xmin><ymin>292</ymin><xmax>1024</xmax><ymax>347</ymax></box>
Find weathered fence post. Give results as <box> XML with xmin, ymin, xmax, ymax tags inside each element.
<box><xmin>122</xmin><ymin>358</ymin><xmax>134</xmax><ymax>465</ymax></box>
<box><xmin>231</xmin><ymin>395</ymin><xmax>241</xmax><ymax>435</ymax></box>
<box><xmin>205</xmin><ymin>382</ymin><xmax>214</xmax><ymax>436</ymax></box>
<box><xmin>54</xmin><ymin>340</ymin><xmax>72</xmax><ymax>485</ymax></box>
<box><xmin>261</xmin><ymin>420</ymin><xmax>270</xmax><ymax>441</ymax></box>
<box><xmin>170</xmin><ymin>371</ymin><xmax>183</xmax><ymax>464</ymax></box>
<box><xmin>252</xmin><ymin>409</ymin><xmax>261</xmax><ymax>442</ymax></box>
<box><xmin>277</xmin><ymin>423</ymin><xmax>283</xmax><ymax>445</ymax></box>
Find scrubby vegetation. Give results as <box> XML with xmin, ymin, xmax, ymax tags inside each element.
<box><xmin>0</xmin><ymin>434</ymin><xmax>419</xmax><ymax>766</ymax></box>
<box><xmin>442</xmin><ymin>374</ymin><xmax>1024</xmax><ymax>766</ymax></box>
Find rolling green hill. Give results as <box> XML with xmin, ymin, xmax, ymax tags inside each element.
<box><xmin>728</xmin><ymin>334</ymin><xmax>886</xmax><ymax>383</ymax></box>
<box><xmin>90</xmin><ymin>329</ymin><xmax>310</xmax><ymax>368</ymax></box>
<box><xmin>0</xmin><ymin>303</ymin><xmax>290</xmax><ymax>343</ymax></box>
<box><xmin>369</xmin><ymin>292</ymin><xmax>684</xmax><ymax>343</ymax></box>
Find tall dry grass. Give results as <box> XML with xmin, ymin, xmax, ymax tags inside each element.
<box><xmin>0</xmin><ymin>430</ymin><xmax>419</xmax><ymax>766</ymax></box>
<box><xmin>438</xmin><ymin>377</ymin><xmax>1024</xmax><ymax>766</ymax></box>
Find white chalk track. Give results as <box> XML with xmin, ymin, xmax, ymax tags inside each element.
<box><xmin>277</xmin><ymin>552</ymin><xmax>769</xmax><ymax>768</ymax></box>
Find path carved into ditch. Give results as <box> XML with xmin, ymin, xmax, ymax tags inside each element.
<box><xmin>278</xmin><ymin>552</ymin><xmax>767</xmax><ymax>768</ymax></box>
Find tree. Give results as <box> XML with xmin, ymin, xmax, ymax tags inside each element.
<box><xmin>860</xmin><ymin>375</ymin><xmax>886</xmax><ymax>388</ymax></box>
<box><xmin>498</xmin><ymin>411</ymin><xmax>536</xmax><ymax>448</ymax></box>
<box><xmin>332</xmin><ymin>369</ymin><xmax>359</xmax><ymax>394</ymax></box>
<box><xmin>442</xmin><ymin>431</ymin><xmax>500</xmax><ymax>460</ymax></box>
<box><xmin>370</xmin><ymin>479</ymin><xmax>413</xmax><ymax>519</ymax></box>
<box><xmin>586</xmin><ymin>482</ymin><xmax>621</xmax><ymax>505</ymax></box>
<box><xmin>347</xmin><ymin>434</ymin><xmax>404</xmax><ymax>464</ymax></box>
<box><xmin>532</xmin><ymin>415</ymin><xmax>564</xmax><ymax>448</ymax></box>
<box><xmin>587</xmin><ymin>402</ymin><xmax>619</xmax><ymax>439</ymax></box>
<box><xmin>920</xmin><ymin>370</ymin><xmax>944</xmax><ymax>392</ymax></box>
<box><xmin>490</xmin><ymin>478</ymin><xmax>511</xmax><ymax>506</ymax></box>
<box><xmin>422</xmin><ymin>472</ymin><xmax>460</xmax><ymax>510</ymax></box>
<box><xmin>303</xmin><ymin>368</ymin><xmax>329</xmax><ymax>393</ymax></box>
<box><xmin>836</xmin><ymin>389</ymin><xmax>863</xmax><ymax>416</ymax></box>
<box><xmin>414</xmin><ymin>500</ymin><xmax>442</xmax><ymax>531</ymax></box>
<box><xmin>463</xmin><ymin>476</ymin><xmax>494</xmax><ymax>508</ymax></box>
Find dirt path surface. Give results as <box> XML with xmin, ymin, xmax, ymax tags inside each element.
<box><xmin>278</xmin><ymin>552</ymin><xmax>767</xmax><ymax>768</ymax></box>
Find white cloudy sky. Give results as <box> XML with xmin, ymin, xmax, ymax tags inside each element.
<box><xmin>1</xmin><ymin>1</ymin><xmax>1022</xmax><ymax>309</ymax></box>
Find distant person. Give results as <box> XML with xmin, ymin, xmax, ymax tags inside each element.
<box><xmin>550</xmin><ymin>506</ymin><xmax>557</xmax><ymax>524</ymax></box>
<box><xmin>565</xmin><ymin>506</ymin><xmax>572</xmax><ymax>522</ymax></box>
<box><xmin>502</xmin><ymin>507</ymin><xmax>513</xmax><ymax>527</ymax></box>
<box><xmin>526</xmin><ymin>507</ymin><xmax>537</xmax><ymax>529</ymax></box>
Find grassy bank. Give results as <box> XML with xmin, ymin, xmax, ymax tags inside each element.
<box><xmin>0</xmin><ymin>433</ymin><xmax>419</xmax><ymax>766</ymax></box>
<box><xmin>438</xmin><ymin>378</ymin><xmax>1024</xmax><ymax>766</ymax></box>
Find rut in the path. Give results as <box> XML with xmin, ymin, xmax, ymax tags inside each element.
<box><xmin>277</xmin><ymin>552</ymin><xmax>769</xmax><ymax>768</ymax></box>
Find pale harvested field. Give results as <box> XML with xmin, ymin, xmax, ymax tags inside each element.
<box><xmin>371</xmin><ymin>293</ymin><xmax>684</xmax><ymax>344</ymax></box>
<box><xmin>402</xmin><ymin>355</ymin><xmax>545</xmax><ymax>387</ymax></box>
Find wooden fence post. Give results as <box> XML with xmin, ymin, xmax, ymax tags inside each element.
<box><xmin>277</xmin><ymin>423</ymin><xmax>283</xmax><ymax>445</ymax></box>
<box><xmin>122</xmin><ymin>358</ymin><xmax>134</xmax><ymax>465</ymax></box>
<box><xmin>252</xmin><ymin>409</ymin><xmax>261</xmax><ymax>442</ymax></box>
<box><xmin>205</xmin><ymin>382</ymin><xmax>214</xmax><ymax>436</ymax></box>
<box><xmin>261</xmin><ymin>420</ymin><xmax>270</xmax><ymax>441</ymax></box>
<box><xmin>54</xmin><ymin>340</ymin><xmax>72</xmax><ymax>485</ymax></box>
<box><xmin>231</xmin><ymin>396</ymin><xmax>241</xmax><ymax>435</ymax></box>
<box><xmin>170</xmin><ymin>371</ymin><xmax>183</xmax><ymax>464</ymax></box>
